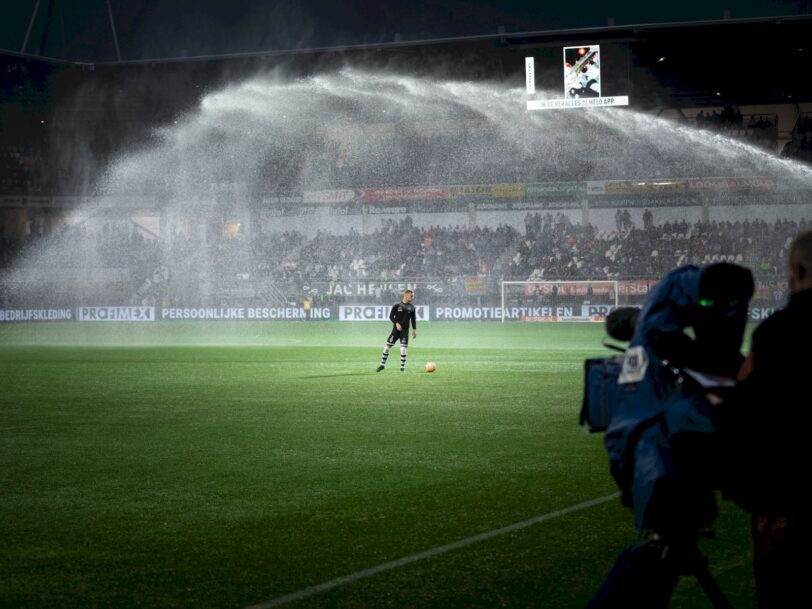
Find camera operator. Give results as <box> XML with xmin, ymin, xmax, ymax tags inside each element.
<box><xmin>712</xmin><ymin>229</ymin><xmax>812</xmax><ymax>609</ymax></box>
<box><xmin>586</xmin><ymin>262</ymin><xmax>754</xmax><ymax>609</ymax></box>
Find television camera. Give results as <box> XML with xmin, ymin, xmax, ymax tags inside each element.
<box><xmin>580</xmin><ymin>263</ymin><xmax>754</xmax><ymax>609</ymax></box>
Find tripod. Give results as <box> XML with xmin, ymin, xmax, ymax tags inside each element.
<box><xmin>587</xmin><ymin>531</ymin><xmax>734</xmax><ymax>609</ymax></box>
<box><xmin>661</xmin><ymin>533</ymin><xmax>734</xmax><ymax>609</ymax></box>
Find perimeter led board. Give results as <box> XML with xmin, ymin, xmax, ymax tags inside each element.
<box><xmin>526</xmin><ymin>45</ymin><xmax>629</xmax><ymax>111</ymax></box>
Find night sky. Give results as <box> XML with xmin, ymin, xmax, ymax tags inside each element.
<box><xmin>1</xmin><ymin>0</ymin><xmax>809</xmax><ymax>62</ymax></box>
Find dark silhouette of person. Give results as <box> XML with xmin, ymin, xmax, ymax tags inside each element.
<box><xmin>712</xmin><ymin>229</ymin><xmax>812</xmax><ymax>609</ymax></box>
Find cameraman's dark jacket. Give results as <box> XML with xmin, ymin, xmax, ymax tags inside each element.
<box><xmin>714</xmin><ymin>286</ymin><xmax>812</xmax><ymax>515</ymax></box>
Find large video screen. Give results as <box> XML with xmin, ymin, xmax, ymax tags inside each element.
<box><xmin>563</xmin><ymin>45</ymin><xmax>601</xmax><ymax>99</ymax></box>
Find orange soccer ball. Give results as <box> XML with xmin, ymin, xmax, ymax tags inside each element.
<box><xmin>425</xmin><ymin>362</ymin><xmax>437</xmax><ymax>373</ymax></box>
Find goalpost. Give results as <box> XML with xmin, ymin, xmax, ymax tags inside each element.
<box><xmin>500</xmin><ymin>280</ymin><xmax>620</xmax><ymax>322</ymax></box>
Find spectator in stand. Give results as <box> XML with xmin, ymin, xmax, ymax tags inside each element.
<box><xmin>621</xmin><ymin>209</ymin><xmax>633</xmax><ymax>230</ymax></box>
<box><xmin>643</xmin><ymin>208</ymin><xmax>653</xmax><ymax>230</ymax></box>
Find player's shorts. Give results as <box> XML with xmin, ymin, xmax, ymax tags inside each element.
<box><xmin>387</xmin><ymin>326</ymin><xmax>409</xmax><ymax>345</ymax></box>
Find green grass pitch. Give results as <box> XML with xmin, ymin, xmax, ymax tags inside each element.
<box><xmin>1</xmin><ymin>321</ymin><xmax>754</xmax><ymax>608</ymax></box>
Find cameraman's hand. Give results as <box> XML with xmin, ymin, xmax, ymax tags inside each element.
<box><xmin>706</xmin><ymin>393</ymin><xmax>724</xmax><ymax>406</ymax></box>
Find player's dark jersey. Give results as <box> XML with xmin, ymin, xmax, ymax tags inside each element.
<box><xmin>389</xmin><ymin>301</ymin><xmax>417</xmax><ymax>330</ymax></box>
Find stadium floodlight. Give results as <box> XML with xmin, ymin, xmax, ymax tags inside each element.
<box><xmin>500</xmin><ymin>280</ymin><xmax>620</xmax><ymax>322</ymax></box>
<box><xmin>525</xmin><ymin>45</ymin><xmax>629</xmax><ymax>111</ymax></box>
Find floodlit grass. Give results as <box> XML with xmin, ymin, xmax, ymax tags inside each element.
<box><xmin>0</xmin><ymin>322</ymin><xmax>754</xmax><ymax>608</ymax></box>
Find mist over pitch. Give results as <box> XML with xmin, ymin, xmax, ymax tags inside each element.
<box><xmin>6</xmin><ymin>67</ymin><xmax>811</xmax><ymax>321</ymax></box>
<box><xmin>101</xmin><ymin>67</ymin><xmax>811</xmax><ymax>201</ymax></box>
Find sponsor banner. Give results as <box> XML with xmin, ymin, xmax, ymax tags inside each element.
<box><xmin>475</xmin><ymin>201</ymin><xmax>551</xmax><ymax>211</ymax></box>
<box><xmin>267</xmin><ymin>206</ymin><xmax>354</xmax><ymax>217</ymax></box>
<box><xmin>527</xmin><ymin>96</ymin><xmax>629</xmax><ymax>110</ymax></box>
<box><xmin>521</xmin><ymin>314</ymin><xmax>602</xmax><ymax>322</ymax></box>
<box><xmin>0</xmin><ymin>303</ymin><xmax>785</xmax><ymax>323</ymax></box>
<box><xmin>262</xmin><ymin>193</ymin><xmax>304</xmax><ymax>205</ymax></box>
<box><xmin>257</xmin><ymin>175</ymin><xmax>807</xmax><ymax>209</ymax></box>
<box><xmin>498</xmin><ymin>200</ymin><xmax>581</xmax><ymax>210</ymax></box>
<box><xmin>301</xmin><ymin>190</ymin><xmax>358</xmax><ymax>204</ymax></box>
<box><xmin>464</xmin><ymin>277</ymin><xmax>486</xmax><ymax>294</ymax></box>
<box><xmin>526</xmin><ymin>182</ymin><xmax>587</xmax><ymax>197</ymax></box>
<box><xmin>77</xmin><ymin>306</ymin><xmax>155</xmax><ymax>321</ymax></box>
<box><xmin>602</xmin><ymin>180</ymin><xmax>687</xmax><ymax>196</ymax></box>
<box><xmin>433</xmin><ymin>306</ymin><xmax>577</xmax><ymax>320</ymax></box>
<box><xmin>357</xmin><ymin>187</ymin><xmax>450</xmax><ymax>202</ymax></box>
<box><xmin>453</xmin><ymin>183</ymin><xmax>526</xmax><ymax>199</ymax></box>
<box><xmin>491</xmin><ymin>183</ymin><xmax>526</xmax><ymax>198</ymax></box>
<box><xmin>581</xmin><ymin>304</ymin><xmax>615</xmax><ymax>318</ymax></box>
<box><xmin>338</xmin><ymin>305</ymin><xmax>430</xmax><ymax>321</ymax></box>
<box><xmin>454</xmin><ymin>184</ymin><xmax>494</xmax><ymax>197</ymax></box>
<box><xmin>324</xmin><ymin>281</ymin><xmax>418</xmax><ymax>297</ymax></box>
<box><xmin>366</xmin><ymin>206</ymin><xmax>409</xmax><ymax>214</ymax></box>
<box><xmin>588</xmin><ymin>196</ymin><xmax>704</xmax><ymax>209</ymax></box>
<box><xmin>521</xmin><ymin>280</ymin><xmax>654</xmax><ymax>297</ymax></box>
<box><xmin>525</xmin><ymin>57</ymin><xmax>536</xmax><ymax>95</ymax></box>
<box><xmin>619</xmin><ymin>280</ymin><xmax>656</xmax><ymax>296</ymax></box>
<box><xmin>429</xmin><ymin>302</ymin><xmax>773</xmax><ymax>322</ymax></box>
<box><xmin>159</xmin><ymin>307</ymin><xmax>331</xmax><ymax>320</ymax></box>
<box><xmin>748</xmin><ymin>307</ymin><xmax>776</xmax><ymax>321</ymax></box>
<box><xmin>687</xmin><ymin>177</ymin><xmax>777</xmax><ymax>192</ymax></box>
<box><xmin>0</xmin><ymin>308</ymin><xmax>73</xmax><ymax>322</ymax></box>
<box><xmin>522</xmin><ymin>282</ymin><xmax>618</xmax><ymax>297</ymax></box>
<box><xmin>752</xmin><ymin>279</ymin><xmax>786</xmax><ymax>303</ymax></box>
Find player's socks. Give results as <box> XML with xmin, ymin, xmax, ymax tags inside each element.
<box><xmin>380</xmin><ymin>342</ymin><xmax>394</xmax><ymax>368</ymax></box>
<box><xmin>400</xmin><ymin>344</ymin><xmax>407</xmax><ymax>371</ymax></box>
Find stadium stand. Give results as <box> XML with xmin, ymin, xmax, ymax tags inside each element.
<box><xmin>2</xmin><ymin>214</ymin><xmax>806</xmax><ymax>310</ymax></box>
<box><xmin>1</xmin><ymin>19</ymin><xmax>811</xmax><ymax>313</ymax></box>
<box><xmin>782</xmin><ymin>112</ymin><xmax>812</xmax><ymax>162</ymax></box>
<box><xmin>694</xmin><ymin>106</ymin><xmax>779</xmax><ymax>149</ymax></box>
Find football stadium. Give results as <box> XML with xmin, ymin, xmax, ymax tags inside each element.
<box><xmin>2</xmin><ymin>2</ymin><xmax>811</xmax><ymax>608</ymax></box>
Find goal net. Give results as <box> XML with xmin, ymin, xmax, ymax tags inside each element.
<box><xmin>500</xmin><ymin>280</ymin><xmax>620</xmax><ymax>322</ymax></box>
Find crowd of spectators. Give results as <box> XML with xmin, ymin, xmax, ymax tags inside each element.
<box><xmin>1</xmin><ymin>212</ymin><xmax>807</xmax><ymax>309</ymax></box>
<box><xmin>291</xmin><ymin>218</ymin><xmax>518</xmax><ymax>283</ymax></box>
<box><xmin>508</xmin><ymin>212</ymin><xmax>804</xmax><ymax>292</ymax></box>
<box><xmin>694</xmin><ymin>107</ymin><xmax>778</xmax><ymax>148</ymax></box>
<box><xmin>781</xmin><ymin>114</ymin><xmax>812</xmax><ymax>163</ymax></box>
<box><xmin>2</xmin><ymin>222</ymin><xmax>162</xmax><ymax>306</ymax></box>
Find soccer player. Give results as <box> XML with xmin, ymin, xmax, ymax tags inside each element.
<box><xmin>376</xmin><ymin>289</ymin><xmax>417</xmax><ymax>372</ymax></box>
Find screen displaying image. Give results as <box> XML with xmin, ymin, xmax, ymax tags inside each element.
<box><xmin>563</xmin><ymin>45</ymin><xmax>601</xmax><ymax>99</ymax></box>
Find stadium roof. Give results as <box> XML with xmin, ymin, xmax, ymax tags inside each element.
<box><xmin>1</xmin><ymin>2</ymin><xmax>811</xmax><ymax>121</ymax></box>
<box><xmin>1</xmin><ymin>1</ymin><xmax>810</xmax><ymax>64</ymax></box>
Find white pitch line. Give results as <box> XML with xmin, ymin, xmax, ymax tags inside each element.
<box><xmin>244</xmin><ymin>492</ymin><xmax>621</xmax><ymax>609</ymax></box>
